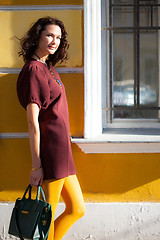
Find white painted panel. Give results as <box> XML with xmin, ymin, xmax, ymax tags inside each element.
<box><xmin>2</xmin><ymin>202</ymin><xmax>160</xmax><ymax>240</ymax></box>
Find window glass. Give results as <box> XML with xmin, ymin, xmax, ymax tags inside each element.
<box><xmin>113</xmin><ymin>109</ymin><xmax>158</xmax><ymax>119</ymax></box>
<box><xmin>112</xmin><ymin>0</ymin><xmax>133</xmax><ymax>4</ymax></box>
<box><xmin>113</xmin><ymin>5</ymin><xmax>133</xmax><ymax>27</ymax></box>
<box><xmin>140</xmin><ymin>5</ymin><xmax>158</xmax><ymax>27</ymax></box>
<box><xmin>113</xmin><ymin>33</ymin><xmax>134</xmax><ymax>106</ymax></box>
<box><xmin>105</xmin><ymin>0</ymin><xmax>160</xmax><ymax>121</ymax></box>
<box><xmin>140</xmin><ymin>32</ymin><xmax>159</xmax><ymax>112</ymax></box>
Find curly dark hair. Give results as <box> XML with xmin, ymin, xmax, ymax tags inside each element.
<box><xmin>18</xmin><ymin>16</ymin><xmax>69</xmax><ymax>66</ymax></box>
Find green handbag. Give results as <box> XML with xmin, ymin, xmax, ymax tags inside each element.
<box><xmin>8</xmin><ymin>184</ymin><xmax>52</xmax><ymax>240</ymax></box>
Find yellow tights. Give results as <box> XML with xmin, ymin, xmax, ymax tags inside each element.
<box><xmin>42</xmin><ymin>175</ymin><xmax>86</xmax><ymax>240</ymax></box>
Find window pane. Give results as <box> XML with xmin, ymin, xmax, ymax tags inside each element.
<box><xmin>114</xmin><ymin>109</ymin><xmax>158</xmax><ymax>118</ymax></box>
<box><xmin>140</xmin><ymin>3</ymin><xmax>158</xmax><ymax>27</ymax></box>
<box><xmin>139</xmin><ymin>0</ymin><xmax>158</xmax><ymax>4</ymax></box>
<box><xmin>112</xmin><ymin>0</ymin><xmax>133</xmax><ymax>4</ymax></box>
<box><xmin>113</xmin><ymin>33</ymin><xmax>134</xmax><ymax>106</ymax></box>
<box><xmin>103</xmin><ymin>0</ymin><xmax>160</xmax><ymax>123</ymax></box>
<box><xmin>112</xmin><ymin>2</ymin><xmax>133</xmax><ymax>27</ymax></box>
<box><xmin>140</xmin><ymin>32</ymin><xmax>159</xmax><ymax>107</ymax></box>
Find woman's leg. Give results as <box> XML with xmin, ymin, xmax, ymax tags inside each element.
<box><xmin>42</xmin><ymin>178</ymin><xmax>65</xmax><ymax>240</ymax></box>
<box><xmin>54</xmin><ymin>174</ymin><xmax>86</xmax><ymax>240</ymax></box>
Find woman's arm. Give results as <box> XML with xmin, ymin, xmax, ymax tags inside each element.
<box><xmin>26</xmin><ymin>103</ymin><xmax>44</xmax><ymax>186</ymax></box>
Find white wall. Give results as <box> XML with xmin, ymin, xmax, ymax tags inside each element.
<box><xmin>1</xmin><ymin>202</ymin><xmax>160</xmax><ymax>240</ymax></box>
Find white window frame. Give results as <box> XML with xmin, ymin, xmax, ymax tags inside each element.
<box><xmin>102</xmin><ymin>0</ymin><xmax>160</xmax><ymax>129</ymax></box>
<box><xmin>83</xmin><ymin>0</ymin><xmax>102</xmax><ymax>139</ymax></box>
<box><xmin>72</xmin><ymin>0</ymin><xmax>160</xmax><ymax>153</ymax></box>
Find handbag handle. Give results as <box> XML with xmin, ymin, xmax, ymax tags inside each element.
<box><xmin>22</xmin><ymin>184</ymin><xmax>32</xmax><ymax>199</ymax></box>
<box><xmin>36</xmin><ymin>185</ymin><xmax>46</xmax><ymax>201</ymax></box>
<box><xmin>22</xmin><ymin>184</ymin><xmax>46</xmax><ymax>202</ymax></box>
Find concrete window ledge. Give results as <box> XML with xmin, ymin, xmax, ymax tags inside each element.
<box><xmin>71</xmin><ymin>129</ymin><xmax>160</xmax><ymax>153</ymax></box>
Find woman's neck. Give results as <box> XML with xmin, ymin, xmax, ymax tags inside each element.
<box><xmin>34</xmin><ymin>51</ymin><xmax>48</xmax><ymax>63</ymax></box>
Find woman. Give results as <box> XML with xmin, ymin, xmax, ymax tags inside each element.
<box><xmin>17</xmin><ymin>16</ymin><xmax>85</xmax><ymax>240</ymax></box>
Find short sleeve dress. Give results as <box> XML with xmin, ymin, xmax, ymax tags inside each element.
<box><xmin>17</xmin><ymin>59</ymin><xmax>76</xmax><ymax>180</ymax></box>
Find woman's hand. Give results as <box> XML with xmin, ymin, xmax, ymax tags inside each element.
<box><xmin>30</xmin><ymin>167</ymin><xmax>44</xmax><ymax>186</ymax></box>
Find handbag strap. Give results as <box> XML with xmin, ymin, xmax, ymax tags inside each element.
<box><xmin>36</xmin><ymin>185</ymin><xmax>46</xmax><ymax>201</ymax></box>
<box><xmin>22</xmin><ymin>184</ymin><xmax>32</xmax><ymax>200</ymax></box>
<box><xmin>22</xmin><ymin>184</ymin><xmax>46</xmax><ymax>202</ymax></box>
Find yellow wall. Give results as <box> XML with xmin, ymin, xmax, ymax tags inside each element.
<box><xmin>1</xmin><ymin>70</ymin><xmax>160</xmax><ymax>203</ymax></box>
<box><xmin>1</xmin><ymin>0</ymin><xmax>160</xmax><ymax>203</ymax></box>
<box><xmin>1</xmin><ymin>137</ymin><xmax>160</xmax><ymax>202</ymax></box>
<box><xmin>0</xmin><ymin>10</ymin><xmax>82</xmax><ymax>68</ymax></box>
<box><xmin>0</xmin><ymin>73</ymin><xmax>84</xmax><ymax>135</ymax></box>
<box><xmin>0</xmin><ymin>0</ymin><xmax>83</xmax><ymax>5</ymax></box>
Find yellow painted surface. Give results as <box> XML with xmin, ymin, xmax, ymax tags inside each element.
<box><xmin>0</xmin><ymin>0</ymin><xmax>83</xmax><ymax>5</ymax></box>
<box><xmin>61</xmin><ymin>73</ymin><xmax>84</xmax><ymax>137</ymax></box>
<box><xmin>1</xmin><ymin>0</ymin><xmax>160</xmax><ymax>205</ymax></box>
<box><xmin>1</xmin><ymin>138</ymin><xmax>160</xmax><ymax>202</ymax></box>
<box><xmin>0</xmin><ymin>74</ymin><xmax>28</xmax><ymax>132</ymax></box>
<box><xmin>1</xmin><ymin>73</ymin><xmax>160</xmax><ymax>202</ymax></box>
<box><xmin>0</xmin><ymin>139</ymin><xmax>31</xmax><ymax>201</ymax></box>
<box><xmin>0</xmin><ymin>10</ymin><xmax>82</xmax><ymax>68</ymax></box>
<box><xmin>74</xmin><ymin>145</ymin><xmax>160</xmax><ymax>203</ymax></box>
<box><xmin>0</xmin><ymin>73</ymin><xmax>84</xmax><ymax>136</ymax></box>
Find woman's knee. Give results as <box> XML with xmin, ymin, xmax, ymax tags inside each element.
<box><xmin>76</xmin><ymin>203</ymin><xmax>86</xmax><ymax>218</ymax></box>
<box><xmin>68</xmin><ymin>202</ymin><xmax>86</xmax><ymax>219</ymax></box>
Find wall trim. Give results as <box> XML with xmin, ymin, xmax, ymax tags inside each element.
<box><xmin>0</xmin><ymin>5</ymin><xmax>84</xmax><ymax>11</ymax></box>
<box><xmin>0</xmin><ymin>67</ymin><xmax>84</xmax><ymax>74</ymax></box>
<box><xmin>0</xmin><ymin>133</ymin><xmax>29</xmax><ymax>139</ymax></box>
<box><xmin>73</xmin><ymin>141</ymin><xmax>160</xmax><ymax>153</ymax></box>
<box><xmin>84</xmin><ymin>0</ymin><xmax>102</xmax><ymax>138</ymax></box>
<box><xmin>2</xmin><ymin>202</ymin><xmax>160</xmax><ymax>239</ymax></box>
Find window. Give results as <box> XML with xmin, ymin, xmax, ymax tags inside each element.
<box><xmin>102</xmin><ymin>0</ymin><xmax>160</xmax><ymax>128</ymax></box>
<box><xmin>73</xmin><ymin>0</ymin><xmax>160</xmax><ymax>153</ymax></box>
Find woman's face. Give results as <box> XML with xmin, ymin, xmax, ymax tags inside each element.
<box><xmin>37</xmin><ymin>24</ymin><xmax>61</xmax><ymax>57</ymax></box>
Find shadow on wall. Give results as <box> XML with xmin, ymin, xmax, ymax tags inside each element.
<box><xmin>0</xmin><ymin>73</ymin><xmax>30</xmax><ymax>193</ymax></box>
<box><xmin>2</xmin><ymin>140</ymin><xmax>160</xmax><ymax>197</ymax></box>
<box><xmin>0</xmin><ymin>74</ymin><xmax>28</xmax><ymax>133</ymax></box>
<box><xmin>72</xmin><ymin>144</ymin><xmax>160</xmax><ymax>196</ymax></box>
<box><xmin>0</xmin><ymin>5</ymin><xmax>84</xmax><ymax>197</ymax></box>
<box><xmin>0</xmin><ymin>138</ymin><xmax>31</xmax><ymax>192</ymax></box>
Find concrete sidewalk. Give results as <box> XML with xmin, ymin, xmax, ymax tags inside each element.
<box><xmin>1</xmin><ymin>202</ymin><xmax>160</xmax><ymax>240</ymax></box>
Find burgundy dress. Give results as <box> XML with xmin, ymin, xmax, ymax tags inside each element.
<box><xmin>17</xmin><ymin>59</ymin><xmax>76</xmax><ymax>180</ymax></box>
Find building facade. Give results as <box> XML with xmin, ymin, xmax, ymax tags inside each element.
<box><xmin>0</xmin><ymin>0</ymin><xmax>160</xmax><ymax>239</ymax></box>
